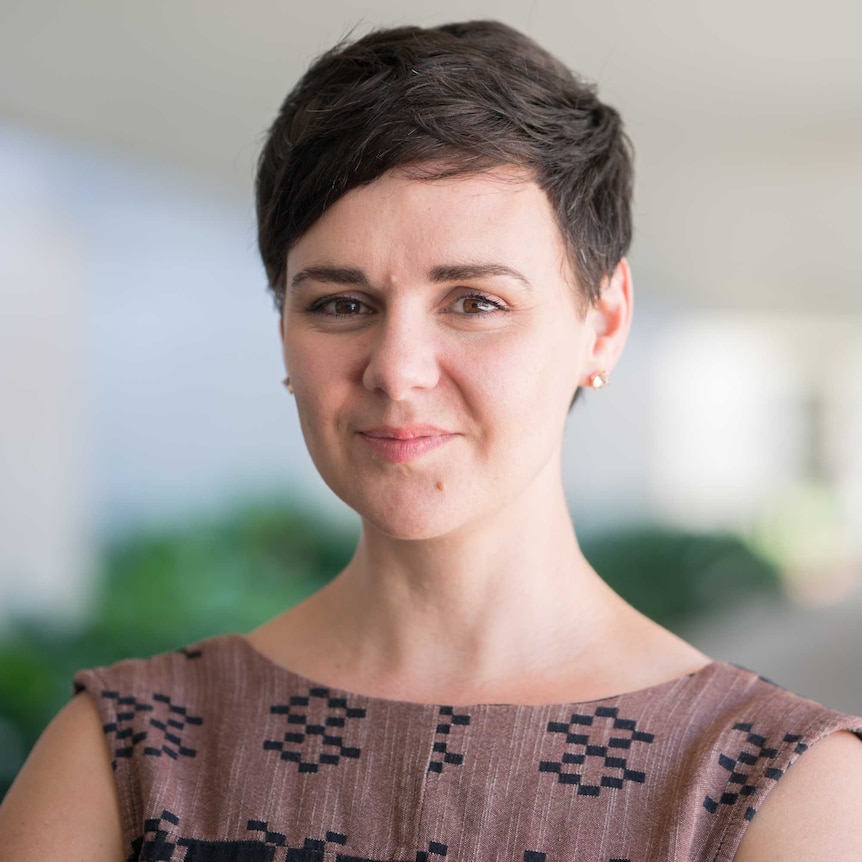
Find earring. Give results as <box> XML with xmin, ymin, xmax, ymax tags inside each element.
<box><xmin>589</xmin><ymin>371</ymin><xmax>609</xmax><ymax>390</ymax></box>
<box><xmin>282</xmin><ymin>376</ymin><xmax>294</xmax><ymax>394</ymax></box>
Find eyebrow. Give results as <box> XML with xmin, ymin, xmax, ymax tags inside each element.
<box><xmin>429</xmin><ymin>263</ymin><xmax>533</xmax><ymax>290</ymax></box>
<box><xmin>290</xmin><ymin>266</ymin><xmax>369</xmax><ymax>289</ymax></box>
<box><xmin>289</xmin><ymin>262</ymin><xmax>533</xmax><ymax>291</ymax></box>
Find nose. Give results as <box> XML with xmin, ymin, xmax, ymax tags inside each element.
<box><xmin>361</xmin><ymin>307</ymin><xmax>440</xmax><ymax>400</ymax></box>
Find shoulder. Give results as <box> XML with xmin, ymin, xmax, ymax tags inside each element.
<box><xmin>72</xmin><ymin>633</ymin><xmax>238</xmax><ymax>711</ymax></box>
<box><xmin>0</xmin><ymin>635</ymin><xmax>239</xmax><ymax>859</ymax></box>
<box><xmin>686</xmin><ymin>663</ymin><xmax>862</xmax><ymax>860</ymax></box>
<box><xmin>733</xmin><ymin>729</ymin><xmax>862</xmax><ymax>861</ymax></box>
<box><xmin>0</xmin><ymin>692</ymin><xmax>123</xmax><ymax>860</ymax></box>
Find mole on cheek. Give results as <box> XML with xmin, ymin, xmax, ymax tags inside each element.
<box><xmin>436</xmin><ymin>481</ymin><xmax>445</xmax><ymax>491</ymax></box>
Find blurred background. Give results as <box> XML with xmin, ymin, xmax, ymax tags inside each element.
<box><xmin>1</xmin><ymin>0</ymin><xmax>860</xmax><ymax>800</ymax></box>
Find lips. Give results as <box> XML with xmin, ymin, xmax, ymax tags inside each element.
<box><xmin>358</xmin><ymin>426</ymin><xmax>456</xmax><ymax>463</ymax></box>
<box><xmin>360</xmin><ymin>425</ymin><xmax>452</xmax><ymax>440</ymax></box>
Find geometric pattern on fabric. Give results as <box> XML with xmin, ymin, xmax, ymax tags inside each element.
<box><xmin>128</xmin><ymin>810</ymin><xmax>451</xmax><ymax>861</ymax></box>
<box><xmin>539</xmin><ymin>705</ymin><xmax>655</xmax><ymax>796</ymax></box>
<box><xmin>100</xmin><ymin>689</ymin><xmax>203</xmax><ymax>768</ymax></box>
<box><xmin>77</xmin><ymin>638</ymin><xmax>862</xmax><ymax>862</ymax></box>
<box><xmin>428</xmin><ymin>705</ymin><xmax>471</xmax><ymax>774</ymax></box>
<box><xmin>128</xmin><ymin>809</ymin><xmax>292</xmax><ymax>861</ymax></box>
<box><xmin>703</xmin><ymin>722</ymin><xmax>808</xmax><ymax>822</ymax></box>
<box><xmin>263</xmin><ymin>687</ymin><xmax>367</xmax><ymax>773</ymax></box>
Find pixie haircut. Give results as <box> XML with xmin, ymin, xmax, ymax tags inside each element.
<box><xmin>256</xmin><ymin>20</ymin><xmax>633</xmax><ymax>350</ymax></box>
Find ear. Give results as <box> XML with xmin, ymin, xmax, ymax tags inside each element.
<box><xmin>581</xmin><ymin>258</ymin><xmax>633</xmax><ymax>385</ymax></box>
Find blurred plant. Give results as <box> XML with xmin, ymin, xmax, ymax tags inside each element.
<box><xmin>581</xmin><ymin>526</ymin><xmax>781</xmax><ymax>628</ymax></box>
<box><xmin>0</xmin><ymin>495</ymin><xmax>355</xmax><ymax>802</ymax></box>
<box><xmin>0</xmin><ymin>503</ymin><xmax>781</xmax><ymax>802</ymax></box>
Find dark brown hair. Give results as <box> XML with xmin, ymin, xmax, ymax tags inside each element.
<box><xmin>256</xmin><ymin>20</ymin><xmax>633</xmax><ymax>404</ymax></box>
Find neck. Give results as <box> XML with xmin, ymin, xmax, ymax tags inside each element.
<box><xmin>292</xmin><ymin>473</ymin><xmax>637</xmax><ymax>700</ymax></box>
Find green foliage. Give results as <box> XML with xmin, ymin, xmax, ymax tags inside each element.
<box><xmin>0</xmin><ymin>496</ymin><xmax>355</xmax><ymax>802</ymax></box>
<box><xmin>0</xmin><ymin>500</ymin><xmax>781</xmax><ymax>804</ymax></box>
<box><xmin>90</xmin><ymin>495</ymin><xmax>356</xmax><ymax>650</ymax></box>
<box><xmin>581</xmin><ymin>526</ymin><xmax>781</xmax><ymax>628</ymax></box>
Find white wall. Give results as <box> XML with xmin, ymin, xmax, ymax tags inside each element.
<box><xmin>0</xmin><ymin>130</ymin><xmax>93</xmax><ymax>620</ymax></box>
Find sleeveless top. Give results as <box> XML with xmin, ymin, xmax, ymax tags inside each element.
<box><xmin>73</xmin><ymin>633</ymin><xmax>862</xmax><ymax>862</ymax></box>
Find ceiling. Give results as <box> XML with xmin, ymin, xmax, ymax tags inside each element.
<box><xmin>2</xmin><ymin>0</ymin><xmax>861</xmax><ymax>312</ymax></box>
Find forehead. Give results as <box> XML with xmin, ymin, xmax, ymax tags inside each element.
<box><xmin>286</xmin><ymin>167</ymin><xmax>570</xmax><ymax>282</ymax></box>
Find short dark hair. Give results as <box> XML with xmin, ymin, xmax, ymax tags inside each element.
<box><xmin>256</xmin><ymin>20</ymin><xmax>633</xmax><ymax>404</ymax></box>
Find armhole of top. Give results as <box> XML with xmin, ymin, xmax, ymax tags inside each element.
<box><xmin>714</xmin><ymin>718</ymin><xmax>862</xmax><ymax>862</ymax></box>
<box><xmin>71</xmin><ymin>667</ymin><xmax>137</xmax><ymax>857</ymax></box>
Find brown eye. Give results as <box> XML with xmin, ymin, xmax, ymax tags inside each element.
<box><xmin>309</xmin><ymin>295</ymin><xmax>371</xmax><ymax>317</ymax></box>
<box><xmin>459</xmin><ymin>294</ymin><xmax>504</xmax><ymax>314</ymax></box>
<box><xmin>333</xmin><ymin>298</ymin><xmax>362</xmax><ymax>315</ymax></box>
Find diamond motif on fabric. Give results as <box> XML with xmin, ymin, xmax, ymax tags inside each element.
<box><xmin>263</xmin><ymin>687</ymin><xmax>367</xmax><ymax>773</ymax></box>
<box><xmin>428</xmin><ymin>705</ymin><xmax>471</xmax><ymax>774</ymax></box>
<box><xmin>703</xmin><ymin>723</ymin><xmax>804</xmax><ymax>821</ymax></box>
<box><xmin>539</xmin><ymin>704</ymin><xmax>655</xmax><ymax>796</ymax></box>
<box><xmin>100</xmin><ymin>689</ymin><xmax>202</xmax><ymax>768</ymax></box>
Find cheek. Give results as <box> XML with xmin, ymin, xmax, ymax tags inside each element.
<box><xmin>468</xmin><ymin>323</ymin><xmax>568</xmax><ymax>398</ymax></box>
<box><xmin>285</xmin><ymin>340</ymin><xmax>343</xmax><ymax>442</ymax></box>
<box><xmin>287</xmin><ymin>332</ymin><xmax>356</xmax><ymax>399</ymax></box>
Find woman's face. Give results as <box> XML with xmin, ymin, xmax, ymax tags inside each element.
<box><xmin>281</xmin><ymin>167</ymin><xmax>623</xmax><ymax>540</ymax></box>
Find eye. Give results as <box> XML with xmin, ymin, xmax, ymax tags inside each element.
<box><xmin>454</xmin><ymin>293</ymin><xmax>507</xmax><ymax>315</ymax></box>
<box><xmin>309</xmin><ymin>295</ymin><xmax>372</xmax><ymax>318</ymax></box>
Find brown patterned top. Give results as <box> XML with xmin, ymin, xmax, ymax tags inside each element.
<box><xmin>73</xmin><ymin>633</ymin><xmax>862</xmax><ymax>862</ymax></box>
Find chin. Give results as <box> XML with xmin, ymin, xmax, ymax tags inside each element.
<box><xmin>337</xmin><ymin>482</ymin><xmax>471</xmax><ymax>542</ymax></box>
<box><xmin>310</xmin><ymin>448</ymin><xmax>491</xmax><ymax>541</ymax></box>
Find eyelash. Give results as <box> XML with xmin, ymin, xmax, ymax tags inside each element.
<box><xmin>307</xmin><ymin>292</ymin><xmax>508</xmax><ymax>319</ymax></box>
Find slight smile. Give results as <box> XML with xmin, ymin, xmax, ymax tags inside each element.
<box><xmin>358</xmin><ymin>426</ymin><xmax>457</xmax><ymax>464</ymax></box>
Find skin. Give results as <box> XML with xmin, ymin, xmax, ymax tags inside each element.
<box><xmin>0</xmin><ymin>694</ymin><xmax>125</xmax><ymax>859</ymax></box>
<box><xmin>259</xmin><ymin>166</ymin><xmax>707</xmax><ymax>705</ymax></box>
<box><xmin>732</xmin><ymin>730</ymin><xmax>862</xmax><ymax>860</ymax></box>
<box><xmin>1</xmin><ymin>166</ymin><xmax>859</xmax><ymax>860</ymax></box>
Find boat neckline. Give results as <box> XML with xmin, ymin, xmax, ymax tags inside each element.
<box><xmin>221</xmin><ymin>632</ymin><xmax>730</xmax><ymax>710</ymax></box>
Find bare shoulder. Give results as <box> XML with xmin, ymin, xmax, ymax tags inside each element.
<box><xmin>733</xmin><ymin>729</ymin><xmax>862</xmax><ymax>861</ymax></box>
<box><xmin>0</xmin><ymin>692</ymin><xmax>124</xmax><ymax>861</ymax></box>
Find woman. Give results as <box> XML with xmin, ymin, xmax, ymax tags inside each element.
<box><xmin>2</xmin><ymin>20</ymin><xmax>860</xmax><ymax>861</ymax></box>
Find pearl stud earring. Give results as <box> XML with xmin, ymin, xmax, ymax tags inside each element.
<box><xmin>589</xmin><ymin>371</ymin><xmax>609</xmax><ymax>390</ymax></box>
